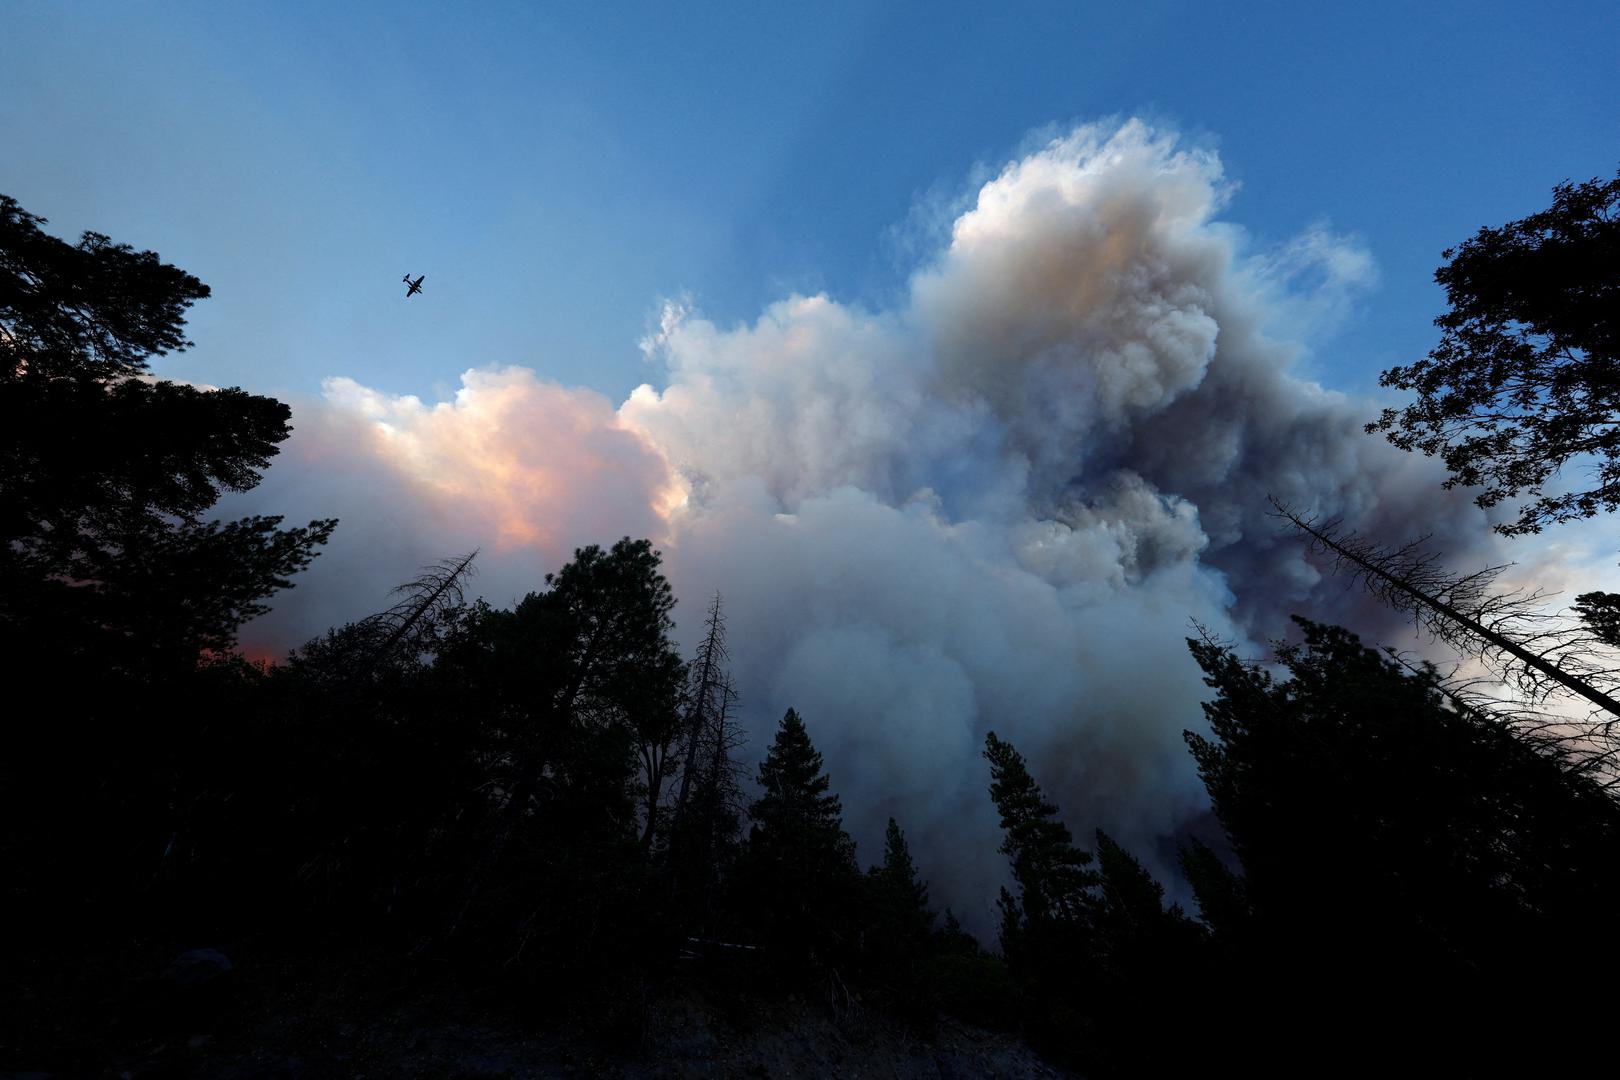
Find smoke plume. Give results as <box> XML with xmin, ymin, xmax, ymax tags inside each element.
<box><xmin>229</xmin><ymin>120</ymin><xmax>1499</xmax><ymax>925</ymax></box>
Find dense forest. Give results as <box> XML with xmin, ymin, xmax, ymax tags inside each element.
<box><xmin>3</xmin><ymin>169</ymin><xmax>1618</xmax><ymax>1077</ymax></box>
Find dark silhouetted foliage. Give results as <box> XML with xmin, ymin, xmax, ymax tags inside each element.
<box><xmin>1370</xmin><ymin>167</ymin><xmax>1620</xmax><ymax>534</ymax></box>
<box><xmin>1575</xmin><ymin>588</ymin><xmax>1620</xmax><ymax>649</ymax></box>
<box><xmin>860</xmin><ymin>817</ymin><xmax>935</xmax><ymax>1020</ymax></box>
<box><xmin>0</xmin><ymin>196</ymin><xmax>333</xmax><ymax>967</ymax></box>
<box><xmin>1186</xmin><ymin>617</ymin><xmax>1620</xmax><ymax>1072</ymax></box>
<box><xmin>982</xmin><ymin>732</ymin><xmax>1099</xmax><ymax>1066</ymax></box>
<box><xmin>734</xmin><ymin>708</ymin><xmax>861</xmax><ymax>980</ymax></box>
<box><xmin>0</xmin><ymin>196</ymin><xmax>334</xmax><ymax>678</ymax></box>
<box><xmin>983</xmin><ymin>731</ymin><xmax>1098</xmax><ymax>961</ymax></box>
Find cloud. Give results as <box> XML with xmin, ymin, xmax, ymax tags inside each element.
<box><xmin>236</xmin><ymin>365</ymin><xmax>677</xmax><ymax>648</ymax></box>
<box><xmin>226</xmin><ymin>119</ymin><xmax>1505</xmax><ymax>930</ymax></box>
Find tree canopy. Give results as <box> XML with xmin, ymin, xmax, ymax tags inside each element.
<box><xmin>1184</xmin><ymin>618</ymin><xmax>1620</xmax><ymax>1070</ymax></box>
<box><xmin>737</xmin><ymin>708</ymin><xmax>860</xmax><ymax>974</ymax></box>
<box><xmin>1369</xmin><ymin>167</ymin><xmax>1620</xmax><ymax>534</ymax></box>
<box><xmin>0</xmin><ymin>194</ymin><xmax>333</xmax><ymax>675</ymax></box>
<box><xmin>983</xmin><ymin>730</ymin><xmax>1098</xmax><ymax>943</ymax></box>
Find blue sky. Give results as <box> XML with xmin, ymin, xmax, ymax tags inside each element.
<box><xmin>4</xmin><ymin>0</ymin><xmax>1616</xmax><ymax>405</ymax></box>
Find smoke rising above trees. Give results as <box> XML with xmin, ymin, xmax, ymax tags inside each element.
<box><xmin>223</xmin><ymin>120</ymin><xmax>1516</xmax><ymax>920</ymax></box>
<box><xmin>9</xmin><ymin>148</ymin><xmax>1620</xmax><ymax>1073</ymax></box>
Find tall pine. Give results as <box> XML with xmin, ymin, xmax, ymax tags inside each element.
<box><xmin>737</xmin><ymin>708</ymin><xmax>859</xmax><ymax>977</ymax></box>
<box><xmin>862</xmin><ymin>817</ymin><xmax>935</xmax><ymax>1016</ymax></box>
<box><xmin>983</xmin><ymin>731</ymin><xmax>1098</xmax><ymax>961</ymax></box>
<box><xmin>982</xmin><ymin>732</ymin><xmax>1102</xmax><ymax>1068</ymax></box>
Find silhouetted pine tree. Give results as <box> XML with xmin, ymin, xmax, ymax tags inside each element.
<box><xmin>859</xmin><ymin>817</ymin><xmax>936</xmax><ymax>1019</ymax></box>
<box><xmin>0</xmin><ymin>195</ymin><xmax>334</xmax><ymax>681</ymax></box>
<box><xmin>1086</xmin><ymin>829</ymin><xmax>1207</xmax><ymax>1074</ymax></box>
<box><xmin>1176</xmin><ymin>836</ymin><xmax>1247</xmax><ymax>939</ymax></box>
<box><xmin>983</xmin><ymin>733</ymin><xmax>1098</xmax><ymax>959</ymax></box>
<box><xmin>868</xmin><ymin>818</ymin><xmax>932</xmax><ymax>936</ymax></box>
<box><xmin>736</xmin><ymin>708</ymin><xmax>859</xmax><ymax>979</ymax></box>
<box><xmin>982</xmin><ymin>732</ymin><xmax>1104</xmax><ymax>1066</ymax></box>
<box><xmin>1093</xmin><ymin>829</ymin><xmax>1171</xmax><ymax>933</ymax></box>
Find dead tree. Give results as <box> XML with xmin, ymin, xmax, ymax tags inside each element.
<box><xmin>677</xmin><ymin>673</ymin><xmax>748</xmax><ymax>932</ymax></box>
<box><xmin>636</xmin><ymin>689</ymin><xmax>684</xmax><ymax>851</ymax></box>
<box><xmin>362</xmin><ymin>550</ymin><xmax>479</xmax><ymax>664</ymax></box>
<box><xmin>1272</xmin><ymin>497</ymin><xmax>1620</xmax><ymax>715</ymax></box>
<box><xmin>672</xmin><ymin>591</ymin><xmax>729</xmax><ymax>835</ymax></box>
<box><xmin>664</xmin><ymin>594</ymin><xmax>749</xmax><ymax>930</ymax></box>
<box><xmin>1271</xmin><ymin>497</ymin><xmax>1620</xmax><ymax>778</ymax></box>
<box><xmin>289</xmin><ymin>550</ymin><xmax>479</xmax><ymax>687</ymax></box>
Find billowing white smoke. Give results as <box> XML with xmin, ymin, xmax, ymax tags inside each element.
<box><xmin>230</xmin><ymin>120</ymin><xmax>1497</xmax><ymax>927</ymax></box>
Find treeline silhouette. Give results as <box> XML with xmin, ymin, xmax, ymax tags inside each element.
<box><xmin>4</xmin><ymin>175</ymin><xmax>1619</xmax><ymax>1077</ymax></box>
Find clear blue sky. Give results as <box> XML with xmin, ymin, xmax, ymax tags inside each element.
<box><xmin>4</xmin><ymin>0</ymin><xmax>1616</xmax><ymax>404</ymax></box>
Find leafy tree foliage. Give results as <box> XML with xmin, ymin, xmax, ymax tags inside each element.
<box><xmin>440</xmin><ymin>539</ymin><xmax>686</xmax><ymax>954</ymax></box>
<box><xmin>1</xmin><ymin>194</ymin><xmax>211</xmax><ymax>378</ymax></box>
<box><xmin>1370</xmin><ymin>168</ymin><xmax>1620</xmax><ymax>534</ymax></box>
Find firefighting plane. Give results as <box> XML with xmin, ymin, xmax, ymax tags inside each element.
<box><xmin>402</xmin><ymin>273</ymin><xmax>425</xmax><ymax>298</ymax></box>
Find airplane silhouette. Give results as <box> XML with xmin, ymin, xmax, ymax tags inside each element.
<box><xmin>403</xmin><ymin>273</ymin><xmax>425</xmax><ymax>298</ymax></box>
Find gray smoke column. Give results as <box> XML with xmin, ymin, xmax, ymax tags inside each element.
<box><xmin>230</xmin><ymin>120</ymin><xmax>1498</xmax><ymax>928</ymax></box>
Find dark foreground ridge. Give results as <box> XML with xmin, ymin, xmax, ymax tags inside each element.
<box><xmin>16</xmin><ymin>947</ymin><xmax>1066</xmax><ymax>1080</ymax></box>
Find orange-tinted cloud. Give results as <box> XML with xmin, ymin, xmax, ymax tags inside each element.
<box><xmin>320</xmin><ymin>366</ymin><xmax>679</xmax><ymax>551</ymax></box>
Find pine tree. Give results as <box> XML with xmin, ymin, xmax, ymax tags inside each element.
<box><xmin>737</xmin><ymin>708</ymin><xmax>859</xmax><ymax>975</ymax></box>
<box><xmin>860</xmin><ymin>817</ymin><xmax>936</xmax><ymax>1015</ymax></box>
<box><xmin>1368</xmin><ymin>167</ymin><xmax>1620</xmax><ymax>536</ymax></box>
<box><xmin>982</xmin><ymin>732</ymin><xmax>1103</xmax><ymax>1067</ymax></box>
<box><xmin>868</xmin><ymin>818</ymin><xmax>932</xmax><ymax>933</ymax></box>
<box><xmin>1093</xmin><ymin>829</ymin><xmax>1167</xmax><ymax>933</ymax></box>
<box><xmin>1086</xmin><ymin>829</ymin><xmax>1206</xmax><ymax>1077</ymax></box>
<box><xmin>445</xmin><ymin>538</ymin><xmax>685</xmax><ymax>943</ymax></box>
<box><xmin>983</xmin><ymin>731</ymin><xmax>1098</xmax><ymax>950</ymax></box>
<box><xmin>1271</xmin><ymin>498</ymin><xmax>1620</xmax><ymax>722</ymax></box>
<box><xmin>750</xmin><ymin>709</ymin><xmax>850</xmax><ymax>845</ymax></box>
<box><xmin>669</xmin><ymin>674</ymin><xmax>747</xmax><ymax>936</ymax></box>
<box><xmin>1176</xmin><ymin>837</ymin><xmax>1248</xmax><ymax>939</ymax></box>
<box><xmin>0</xmin><ymin>194</ymin><xmax>332</xmax><ymax>953</ymax></box>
